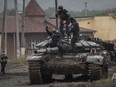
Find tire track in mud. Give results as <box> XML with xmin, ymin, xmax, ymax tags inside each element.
<box><xmin>0</xmin><ymin>63</ymin><xmax>116</xmax><ymax>87</ymax></box>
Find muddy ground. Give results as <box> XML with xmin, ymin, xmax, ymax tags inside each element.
<box><xmin>0</xmin><ymin>62</ymin><xmax>116</xmax><ymax>87</ymax></box>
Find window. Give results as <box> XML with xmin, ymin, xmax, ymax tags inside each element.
<box><xmin>29</xmin><ymin>40</ymin><xmax>40</xmax><ymax>49</ymax></box>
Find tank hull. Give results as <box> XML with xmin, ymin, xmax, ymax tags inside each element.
<box><xmin>44</xmin><ymin>60</ymin><xmax>87</xmax><ymax>74</ymax></box>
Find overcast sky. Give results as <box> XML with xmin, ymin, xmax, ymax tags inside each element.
<box><xmin>0</xmin><ymin>0</ymin><xmax>116</xmax><ymax>12</ymax></box>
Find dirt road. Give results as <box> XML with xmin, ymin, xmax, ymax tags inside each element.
<box><xmin>0</xmin><ymin>63</ymin><xmax>116</xmax><ymax>87</ymax></box>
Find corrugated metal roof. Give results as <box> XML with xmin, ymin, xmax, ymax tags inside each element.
<box><xmin>25</xmin><ymin>0</ymin><xmax>45</xmax><ymax>17</ymax></box>
<box><xmin>0</xmin><ymin>16</ymin><xmax>46</xmax><ymax>33</ymax></box>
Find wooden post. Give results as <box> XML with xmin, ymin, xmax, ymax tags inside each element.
<box><xmin>14</xmin><ymin>33</ymin><xmax>16</xmax><ymax>59</ymax></box>
<box><xmin>55</xmin><ymin>0</ymin><xmax>58</xmax><ymax>30</ymax></box>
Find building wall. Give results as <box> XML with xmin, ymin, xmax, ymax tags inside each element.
<box><xmin>6</xmin><ymin>33</ymin><xmax>47</xmax><ymax>58</ymax></box>
<box><xmin>25</xmin><ymin>33</ymin><xmax>47</xmax><ymax>49</ymax></box>
<box><xmin>7</xmin><ymin>34</ymin><xmax>15</xmax><ymax>58</ymax></box>
<box><xmin>0</xmin><ymin>34</ymin><xmax>17</xmax><ymax>58</ymax></box>
<box><xmin>77</xmin><ymin>16</ymin><xmax>116</xmax><ymax>40</ymax></box>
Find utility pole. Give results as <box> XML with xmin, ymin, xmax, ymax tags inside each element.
<box><xmin>4</xmin><ymin>0</ymin><xmax>7</xmax><ymax>55</ymax></box>
<box><xmin>21</xmin><ymin>0</ymin><xmax>25</xmax><ymax>56</ymax></box>
<box><xmin>84</xmin><ymin>2</ymin><xmax>88</xmax><ymax>16</ymax></box>
<box><xmin>14</xmin><ymin>0</ymin><xmax>20</xmax><ymax>58</ymax></box>
<box><xmin>1</xmin><ymin>0</ymin><xmax>7</xmax><ymax>54</ymax></box>
<box><xmin>55</xmin><ymin>0</ymin><xmax>58</xmax><ymax>30</ymax></box>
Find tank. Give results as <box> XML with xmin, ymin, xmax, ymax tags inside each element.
<box><xmin>26</xmin><ymin>37</ymin><xmax>109</xmax><ymax>84</ymax></box>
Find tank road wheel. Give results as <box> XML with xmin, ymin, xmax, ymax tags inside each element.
<box><xmin>88</xmin><ymin>64</ymin><xmax>102</xmax><ymax>82</ymax></box>
<box><xmin>82</xmin><ymin>63</ymin><xmax>89</xmax><ymax>80</ymax></box>
<box><xmin>65</xmin><ymin>74</ymin><xmax>73</xmax><ymax>81</ymax></box>
<box><xmin>28</xmin><ymin>61</ymin><xmax>43</xmax><ymax>84</ymax></box>
<box><xmin>101</xmin><ymin>64</ymin><xmax>108</xmax><ymax>79</ymax></box>
<box><xmin>41</xmin><ymin>70</ymin><xmax>52</xmax><ymax>83</ymax></box>
<box><xmin>89</xmin><ymin>64</ymin><xmax>108</xmax><ymax>81</ymax></box>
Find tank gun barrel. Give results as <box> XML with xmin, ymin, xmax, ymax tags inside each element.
<box><xmin>34</xmin><ymin>47</ymin><xmax>59</xmax><ymax>55</ymax></box>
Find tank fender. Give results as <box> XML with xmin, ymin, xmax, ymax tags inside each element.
<box><xmin>86</xmin><ymin>55</ymin><xmax>104</xmax><ymax>65</ymax></box>
<box><xmin>26</xmin><ymin>55</ymin><xmax>43</xmax><ymax>61</ymax></box>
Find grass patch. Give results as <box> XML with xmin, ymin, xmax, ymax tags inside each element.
<box><xmin>8</xmin><ymin>57</ymin><xmax>28</xmax><ymax>65</ymax></box>
<box><xmin>86</xmin><ymin>79</ymin><xmax>114</xmax><ymax>87</ymax></box>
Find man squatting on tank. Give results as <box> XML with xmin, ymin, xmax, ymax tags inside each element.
<box><xmin>45</xmin><ymin>26</ymin><xmax>63</xmax><ymax>56</ymax></box>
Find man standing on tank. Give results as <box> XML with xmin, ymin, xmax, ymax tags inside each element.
<box><xmin>68</xmin><ymin>17</ymin><xmax>80</xmax><ymax>52</ymax></box>
<box><xmin>56</xmin><ymin>6</ymin><xmax>70</xmax><ymax>37</ymax></box>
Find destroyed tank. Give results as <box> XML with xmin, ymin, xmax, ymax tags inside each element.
<box><xmin>26</xmin><ymin>37</ymin><xmax>109</xmax><ymax>84</ymax></box>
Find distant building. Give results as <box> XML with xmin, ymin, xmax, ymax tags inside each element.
<box><xmin>76</xmin><ymin>15</ymin><xmax>116</xmax><ymax>41</ymax></box>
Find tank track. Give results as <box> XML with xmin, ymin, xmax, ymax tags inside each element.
<box><xmin>88</xmin><ymin>64</ymin><xmax>102</xmax><ymax>81</ymax></box>
<box><xmin>28</xmin><ymin>60</ymin><xmax>53</xmax><ymax>84</ymax></box>
<box><xmin>28</xmin><ymin>60</ymin><xmax>42</xmax><ymax>84</ymax></box>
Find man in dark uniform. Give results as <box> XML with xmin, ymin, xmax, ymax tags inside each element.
<box><xmin>56</xmin><ymin>6</ymin><xmax>70</xmax><ymax>37</ymax></box>
<box><xmin>46</xmin><ymin>26</ymin><xmax>61</xmax><ymax>47</ymax></box>
<box><xmin>0</xmin><ymin>53</ymin><xmax>8</xmax><ymax>74</ymax></box>
<box><xmin>68</xmin><ymin>17</ymin><xmax>80</xmax><ymax>52</ymax></box>
<box><xmin>45</xmin><ymin>26</ymin><xmax>63</xmax><ymax>56</ymax></box>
